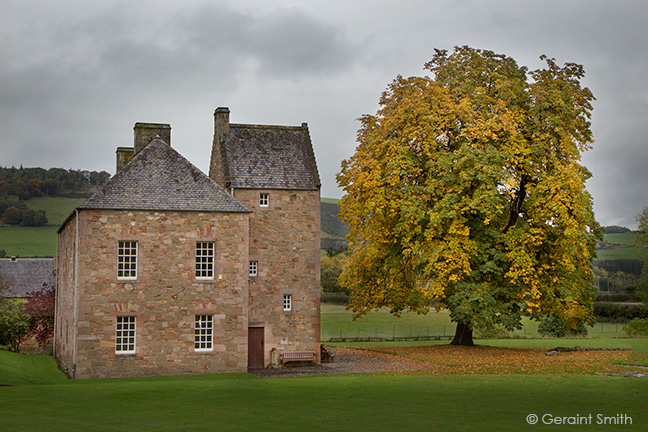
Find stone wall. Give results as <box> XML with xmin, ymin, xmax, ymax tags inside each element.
<box><xmin>54</xmin><ymin>214</ymin><xmax>78</xmax><ymax>377</ymax></box>
<box><xmin>235</xmin><ymin>188</ymin><xmax>321</xmax><ymax>366</ymax></box>
<box><xmin>60</xmin><ymin>209</ymin><xmax>249</xmax><ymax>379</ymax></box>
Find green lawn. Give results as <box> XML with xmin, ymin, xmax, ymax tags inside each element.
<box><xmin>3</xmin><ymin>332</ymin><xmax>648</xmax><ymax>431</ymax></box>
<box><xmin>0</xmin><ymin>350</ymin><xmax>67</xmax><ymax>385</ymax></box>
<box><xmin>0</xmin><ymin>361</ymin><xmax>646</xmax><ymax>431</ymax></box>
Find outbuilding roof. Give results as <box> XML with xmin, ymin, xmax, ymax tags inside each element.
<box><xmin>79</xmin><ymin>139</ymin><xmax>250</xmax><ymax>213</ymax></box>
<box><xmin>0</xmin><ymin>258</ymin><xmax>55</xmax><ymax>298</ymax></box>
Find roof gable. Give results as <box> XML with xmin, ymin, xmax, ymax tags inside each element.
<box><xmin>222</xmin><ymin>124</ymin><xmax>321</xmax><ymax>190</ymax></box>
<box><xmin>80</xmin><ymin>139</ymin><xmax>249</xmax><ymax>213</ymax></box>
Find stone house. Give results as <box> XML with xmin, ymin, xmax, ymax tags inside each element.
<box><xmin>54</xmin><ymin>108</ymin><xmax>321</xmax><ymax>379</ymax></box>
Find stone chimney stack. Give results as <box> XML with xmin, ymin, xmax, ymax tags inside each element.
<box><xmin>210</xmin><ymin>107</ymin><xmax>231</xmax><ymax>187</ymax></box>
<box><xmin>134</xmin><ymin>123</ymin><xmax>171</xmax><ymax>155</ymax></box>
<box><xmin>214</xmin><ymin>107</ymin><xmax>230</xmax><ymax>139</ymax></box>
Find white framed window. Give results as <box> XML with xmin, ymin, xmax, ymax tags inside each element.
<box><xmin>194</xmin><ymin>315</ymin><xmax>213</xmax><ymax>352</ymax></box>
<box><xmin>283</xmin><ymin>294</ymin><xmax>292</xmax><ymax>312</ymax></box>
<box><xmin>115</xmin><ymin>316</ymin><xmax>136</xmax><ymax>354</ymax></box>
<box><xmin>117</xmin><ymin>241</ymin><xmax>137</xmax><ymax>280</ymax></box>
<box><xmin>249</xmin><ymin>261</ymin><xmax>258</xmax><ymax>277</ymax></box>
<box><xmin>195</xmin><ymin>242</ymin><xmax>215</xmax><ymax>280</ymax></box>
<box><xmin>259</xmin><ymin>193</ymin><xmax>269</xmax><ymax>207</ymax></box>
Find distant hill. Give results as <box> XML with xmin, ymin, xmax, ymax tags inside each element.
<box><xmin>597</xmin><ymin>228</ymin><xmax>645</xmax><ymax>261</ymax></box>
<box><xmin>320</xmin><ymin>198</ymin><xmax>348</xmax><ymax>254</ymax></box>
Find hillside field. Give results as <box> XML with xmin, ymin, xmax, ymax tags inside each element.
<box><xmin>0</xmin><ymin>197</ymin><xmax>85</xmax><ymax>257</ymax></box>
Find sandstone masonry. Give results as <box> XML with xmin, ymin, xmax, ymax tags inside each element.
<box><xmin>54</xmin><ymin>109</ymin><xmax>321</xmax><ymax>378</ymax></box>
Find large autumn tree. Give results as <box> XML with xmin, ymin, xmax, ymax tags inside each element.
<box><xmin>337</xmin><ymin>46</ymin><xmax>601</xmax><ymax>346</ymax></box>
<box><xmin>635</xmin><ymin>206</ymin><xmax>648</xmax><ymax>303</ymax></box>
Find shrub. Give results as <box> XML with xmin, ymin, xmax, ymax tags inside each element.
<box><xmin>24</xmin><ymin>284</ymin><xmax>56</xmax><ymax>348</ymax></box>
<box><xmin>623</xmin><ymin>318</ymin><xmax>648</xmax><ymax>336</ymax></box>
<box><xmin>538</xmin><ymin>316</ymin><xmax>588</xmax><ymax>338</ymax></box>
<box><xmin>321</xmin><ymin>292</ymin><xmax>350</xmax><ymax>305</ymax></box>
<box><xmin>473</xmin><ymin>325</ymin><xmax>510</xmax><ymax>339</ymax></box>
<box><xmin>594</xmin><ymin>302</ymin><xmax>648</xmax><ymax>322</ymax></box>
<box><xmin>0</xmin><ymin>299</ymin><xmax>31</xmax><ymax>352</ymax></box>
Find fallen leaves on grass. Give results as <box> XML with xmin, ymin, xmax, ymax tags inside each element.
<box><xmin>364</xmin><ymin>345</ymin><xmax>637</xmax><ymax>376</ymax></box>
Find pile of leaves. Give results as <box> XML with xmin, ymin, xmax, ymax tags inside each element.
<box><xmin>365</xmin><ymin>344</ymin><xmax>645</xmax><ymax>376</ymax></box>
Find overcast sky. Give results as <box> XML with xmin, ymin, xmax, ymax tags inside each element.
<box><xmin>1</xmin><ymin>0</ymin><xmax>647</xmax><ymax>228</ymax></box>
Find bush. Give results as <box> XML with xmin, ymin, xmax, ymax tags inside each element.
<box><xmin>0</xmin><ymin>299</ymin><xmax>31</xmax><ymax>352</ymax></box>
<box><xmin>595</xmin><ymin>292</ymin><xmax>641</xmax><ymax>303</ymax></box>
<box><xmin>538</xmin><ymin>316</ymin><xmax>588</xmax><ymax>338</ymax></box>
<box><xmin>623</xmin><ymin>318</ymin><xmax>648</xmax><ymax>336</ymax></box>
<box><xmin>321</xmin><ymin>292</ymin><xmax>350</xmax><ymax>305</ymax></box>
<box><xmin>594</xmin><ymin>302</ymin><xmax>648</xmax><ymax>322</ymax></box>
<box><xmin>473</xmin><ymin>325</ymin><xmax>510</xmax><ymax>339</ymax></box>
<box><xmin>24</xmin><ymin>284</ymin><xmax>56</xmax><ymax>348</ymax></box>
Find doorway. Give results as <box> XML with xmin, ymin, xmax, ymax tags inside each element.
<box><xmin>248</xmin><ymin>327</ymin><xmax>265</xmax><ymax>368</ymax></box>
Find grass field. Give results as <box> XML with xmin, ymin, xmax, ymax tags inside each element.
<box><xmin>0</xmin><ymin>225</ymin><xmax>58</xmax><ymax>257</ymax></box>
<box><xmin>24</xmin><ymin>196</ymin><xmax>87</xmax><ymax>225</ymax></box>
<box><xmin>596</xmin><ymin>232</ymin><xmax>645</xmax><ymax>260</ymax></box>
<box><xmin>0</xmin><ymin>197</ymin><xmax>85</xmax><ymax>257</ymax></box>
<box><xmin>1</xmin><ymin>345</ymin><xmax>647</xmax><ymax>431</ymax></box>
<box><xmin>321</xmin><ymin>305</ymin><xmax>631</xmax><ymax>341</ymax></box>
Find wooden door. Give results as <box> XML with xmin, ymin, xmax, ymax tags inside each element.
<box><xmin>248</xmin><ymin>327</ymin><xmax>265</xmax><ymax>369</ymax></box>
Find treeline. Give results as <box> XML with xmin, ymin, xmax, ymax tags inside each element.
<box><xmin>593</xmin><ymin>259</ymin><xmax>643</xmax><ymax>276</ymax></box>
<box><xmin>0</xmin><ymin>166</ymin><xmax>111</xmax><ymax>226</ymax></box>
<box><xmin>0</xmin><ymin>166</ymin><xmax>110</xmax><ymax>200</ymax></box>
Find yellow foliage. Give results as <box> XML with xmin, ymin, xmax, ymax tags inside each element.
<box><xmin>337</xmin><ymin>46</ymin><xmax>600</xmax><ymax>334</ymax></box>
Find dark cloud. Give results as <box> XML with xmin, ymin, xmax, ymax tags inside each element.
<box><xmin>1</xmin><ymin>0</ymin><xmax>647</xmax><ymax>228</ymax></box>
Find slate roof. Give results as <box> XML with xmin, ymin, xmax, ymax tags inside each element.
<box><xmin>0</xmin><ymin>258</ymin><xmax>55</xmax><ymax>298</ymax></box>
<box><xmin>222</xmin><ymin>124</ymin><xmax>321</xmax><ymax>190</ymax></box>
<box><xmin>79</xmin><ymin>139</ymin><xmax>250</xmax><ymax>213</ymax></box>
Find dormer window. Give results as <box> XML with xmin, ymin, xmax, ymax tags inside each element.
<box><xmin>259</xmin><ymin>193</ymin><xmax>269</xmax><ymax>207</ymax></box>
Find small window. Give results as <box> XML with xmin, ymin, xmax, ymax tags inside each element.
<box><xmin>117</xmin><ymin>241</ymin><xmax>137</xmax><ymax>280</ymax></box>
<box><xmin>115</xmin><ymin>316</ymin><xmax>136</xmax><ymax>354</ymax></box>
<box><xmin>249</xmin><ymin>261</ymin><xmax>258</xmax><ymax>277</ymax></box>
<box><xmin>259</xmin><ymin>193</ymin><xmax>269</xmax><ymax>207</ymax></box>
<box><xmin>283</xmin><ymin>294</ymin><xmax>292</xmax><ymax>312</ymax></box>
<box><xmin>195</xmin><ymin>242</ymin><xmax>215</xmax><ymax>280</ymax></box>
<box><xmin>194</xmin><ymin>315</ymin><xmax>213</xmax><ymax>352</ymax></box>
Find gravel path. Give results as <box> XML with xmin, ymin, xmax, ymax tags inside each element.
<box><xmin>248</xmin><ymin>346</ymin><xmax>437</xmax><ymax>378</ymax></box>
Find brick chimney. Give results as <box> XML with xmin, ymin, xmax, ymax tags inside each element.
<box><xmin>210</xmin><ymin>107</ymin><xmax>231</xmax><ymax>187</ymax></box>
<box><xmin>134</xmin><ymin>123</ymin><xmax>171</xmax><ymax>155</ymax></box>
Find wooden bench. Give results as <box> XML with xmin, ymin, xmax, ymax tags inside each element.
<box><xmin>280</xmin><ymin>350</ymin><xmax>317</xmax><ymax>367</ymax></box>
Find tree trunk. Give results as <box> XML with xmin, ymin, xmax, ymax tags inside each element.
<box><xmin>450</xmin><ymin>322</ymin><xmax>475</xmax><ymax>346</ymax></box>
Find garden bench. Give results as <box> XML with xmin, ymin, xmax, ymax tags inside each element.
<box><xmin>280</xmin><ymin>350</ymin><xmax>317</xmax><ymax>367</ymax></box>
